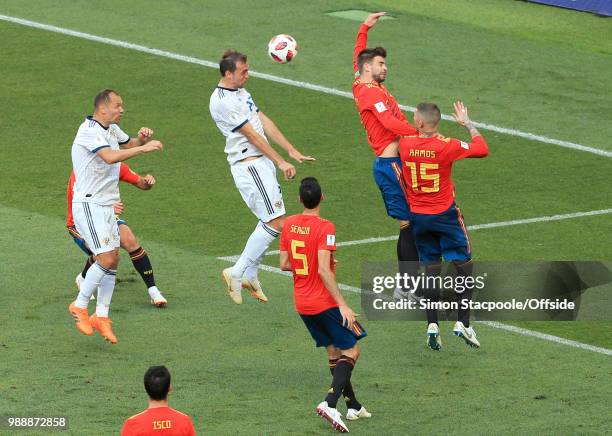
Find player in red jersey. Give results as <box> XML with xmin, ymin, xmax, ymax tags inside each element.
<box><xmin>353</xmin><ymin>12</ymin><xmax>419</xmax><ymax>293</ymax></box>
<box><xmin>121</xmin><ymin>366</ymin><xmax>196</xmax><ymax>436</ymax></box>
<box><xmin>66</xmin><ymin>163</ymin><xmax>167</xmax><ymax>306</ymax></box>
<box><xmin>280</xmin><ymin>178</ymin><xmax>369</xmax><ymax>434</ymax></box>
<box><xmin>399</xmin><ymin>101</ymin><xmax>489</xmax><ymax>350</ymax></box>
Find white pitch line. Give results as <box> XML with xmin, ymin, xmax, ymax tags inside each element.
<box><xmin>481</xmin><ymin>322</ymin><xmax>612</xmax><ymax>356</ymax></box>
<box><xmin>262</xmin><ymin>208</ymin><xmax>612</xmax><ymax>256</ymax></box>
<box><xmin>1</xmin><ymin>14</ymin><xmax>611</xmax><ymax>158</ymax></box>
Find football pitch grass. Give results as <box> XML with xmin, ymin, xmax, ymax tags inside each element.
<box><xmin>1</xmin><ymin>0</ymin><xmax>611</xmax><ymax>434</ymax></box>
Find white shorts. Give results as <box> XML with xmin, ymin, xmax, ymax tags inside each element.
<box><xmin>230</xmin><ymin>156</ymin><xmax>286</xmax><ymax>222</ymax></box>
<box><xmin>72</xmin><ymin>202</ymin><xmax>120</xmax><ymax>255</ymax></box>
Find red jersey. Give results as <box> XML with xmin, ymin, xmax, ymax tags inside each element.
<box><xmin>121</xmin><ymin>406</ymin><xmax>195</xmax><ymax>436</ymax></box>
<box><xmin>66</xmin><ymin>163</ymin><xmax>140</xmax><ymax>227</ymax></box>
<box><xmin>353</xmin><ymin>24</ymin><xmax>416</xmax><ymax>156</ymax></box>
<box><xmin>279</xmin><ymin>214</ymin><xmax>338</xmax><ymax>315</ymax></box>
<box><xmin>399</xmin><ymin>134</ymin><xmax>488</xmax><ymax>214</ymax></box>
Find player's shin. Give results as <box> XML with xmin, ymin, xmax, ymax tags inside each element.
<box><xmin>325</xmin><ymin>356</ymin><xmax>356</xmax><ymax>409</ymax></box>
<box><xmin>96</xmin><ymin>269</ymin><xmax>117</xmax><ymax>317</ymax></box>
<box><xmin>232</xmin><ymin>221</ymin><xmax>279</xmax><ymax>279</ymax></box>
<box><xmin>398</xmin><ymin>224</ymin><xmax>419</xmax><ymax>262</ymax></box>
<box><xmin>454</xmin><ymin>261</ymin><xmax>474</xmax><ymax>327</ymax></box>
<box><xmin>424</xmin><ymin>264</ymin><xmax>442</xmax><ymax>325</ymax></box>
<box><xmin>329</xmin><ymin>358</ymin><xmax>362</xmax><ymax>410</ymax></box>
<box><xmin>129</xmin><ymin>247</ymin><xmax>156</xmax><ymax>288</ymax></box>
<box><xmin>75</xmin><ymin>263</ymin><xmax>107</xmax><ymax>307</ymax></box>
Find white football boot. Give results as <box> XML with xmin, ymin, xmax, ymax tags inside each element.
<box><xmin>222</xmin><ymin>267</ymin><xmax>242</xmax><ymax>304</ymax></box>
<box><xmin>316</xmin><ymin>401</ymin><xmax>349</xmax><ymax>433</ymax></box>
<box><xmin>427</xmin><ymin>323</ymin><xmax>442</xmax><ymax>351</ymax></box>
<box><xmin>453</xmin><ymin>321</ymin><xmax>480</xmax><ymax>348</ymax></box>
<box><xmin>346</xmin><ymin>406</ymin><xmax>372</xmax><ymax>421</ymax></box>
<box><xmin>241</xmin><ymin>277</ymin><xmax>268</xmax><ymax>303</ymax></box>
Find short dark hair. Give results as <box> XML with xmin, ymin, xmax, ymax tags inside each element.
<box><xmin>219</xmin><ymin>50</ymin><xmax>247</xmax><ymax>76</ymax></box>
<box><xmin>357</xmin><ymin>47</ymin><xmax>386</xmax><ymax>73</ymax></box>
<box><xmin>299</xmin><ymin>177</ymin><xmax>322</xmax><ymax>209</ymax></box>
<box><xmin>93</xmin><ymin>89</ymin><xmax>119</xmax><ymax>109</ymax></box>
<box><xmin>144</xmin><ymin>366</ymin><xmax>171</xmax><ymax>401</ymax></box>
<box><xmin>416</xmin><ymin>102</ymin><xmax>441</xmax><ymax>126</ymax></box>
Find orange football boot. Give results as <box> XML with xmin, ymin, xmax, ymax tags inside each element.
<box><xmin>69</xmin><ymin>302</ymin><xmax>93</xmax><ymax>336</ymax></box>
<box><xmin>89</xmin><ymin>314</ymin><xmax>118</xmax><ymax>344</ymax></box>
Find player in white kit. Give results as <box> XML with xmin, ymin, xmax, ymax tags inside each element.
<box><xmin>69</xmin><ymin>89</ymin><xmax>163</xmax><ymax>343</ymax></box>
<box><xmin>209</xmin><ymin>51</ymin><xmax>315</xmax><ymax>304</ymax></box>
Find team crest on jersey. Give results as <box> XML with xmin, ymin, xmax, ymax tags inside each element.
<box><xmin>108</xmin><ymin>126</ymin><xmax>119</xmax><ymax>140</ymax></box>
<box><xmin>275</xmin><ymin>199</ymin><xmax>283</xmax><ymax>209</ymax></box>
<box><xmin>460</xmin><ymin>141</ymin><xmax>470</xmax><ymax>150</ymax></box>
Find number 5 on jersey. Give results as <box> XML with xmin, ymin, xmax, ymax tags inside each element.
<box><xmin>291</xmin><ymin>240</ymin><xmax>309</xmax><ymax>275</ymax></box>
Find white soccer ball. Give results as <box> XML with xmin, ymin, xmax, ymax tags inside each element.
<box><xmin>268</xmin><ymin>34</ymin><xmax>298</xmax><ymax>63</ymax></box>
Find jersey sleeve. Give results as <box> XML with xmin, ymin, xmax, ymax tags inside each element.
<box><xmin>317</xmin><ymin>222</ymin><xmax>336</xmax><ymax>252</ymax></box>
<box><xmin>446</xmin><ymin>136</ymin><xmax>489</xmax><ymax>161</ymax></box>
<box><xmin>353</xmin><ymin>24</ymin><xmax>370</xmax><ymax>73</ymax></box>
<box><xmin>119</xmin><ymin>163</ymin><xmax>140</xmax><ymax>185</ymax></box>
<box><xmin>216</xmin><ymin>98</ymin><xmax>249</xmax><ymax>132</ymax></box>
<box><xmin>115</xmin><ymin>125</ymin><xmax>131</xmax><ymax>145</ymax></box>
<box><xmin>81</xmin><ymin>127</ymin><xmax>111</xmax><ymax>153</ymax></box>
<box><xmin>360</xmin><ymin>88</ymin><xmax>417</xmax><ymax>136</ymax></box>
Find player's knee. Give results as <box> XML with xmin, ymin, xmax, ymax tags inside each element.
<box><xmin>98</xmin><ymin>250</ymin><xmax>119</xmax><ymax>269</ymax></box>
<box><xmin>266</xmin><ymin>215</ymin><xmax>285</xmax><ymax>232</ymax></box>
<box><xmin>326</xmin><ymin>346</ymin><xmax>341</xmax><ymax>360</ymax></box>
<box><xmin>342</xmin><ymin>346</ymin><xmax>360</xmax><ymax>362</ymax></box>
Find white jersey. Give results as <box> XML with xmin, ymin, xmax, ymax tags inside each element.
<box><xmin>209</xmin><ymin>86</ymin><xmax>267</xmax><ymax>165</ymax></box>
<box><xmin>71</xmin><ymin>116</ymin><xmax>130</xmax><ymax>206</ymax></box>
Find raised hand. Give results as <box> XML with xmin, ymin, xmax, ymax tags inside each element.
<box><xmin>364</xmin><ymin>12</ymin><xmax>386</xmax><ymax>28</ymax></box>
<box><xmin>452</xmin><ymin>101</ymin><xmax>472</xmax><ymax>126</ymax></box>
<box><xmin>137</xmin><ymin>127</ymin><xmax>154</xmax><ymax>142</ymax></box>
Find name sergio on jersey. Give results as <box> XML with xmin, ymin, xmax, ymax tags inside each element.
<box><xmin>290</xmin><ymin>224</ymin><xmax>310</xmax><ymax>235</ymax></box>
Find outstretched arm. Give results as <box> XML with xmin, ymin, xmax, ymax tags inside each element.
<box><xmin>353</xmin><ymin>12</ymin><xmax>387</xmax><ymax>73</ymax></box>
<box><xmin>238</xmin><ymin>122</ymin><xmax>297</xmax><ymax>181</ymax></box>
<box><xmin>97</xmin><ymin>140</ymin><xmax>163</xmax><ymax>164</ymax></box>
<box><xmin>258</xmin><ymin>111</ymin><xmax>315</xmax><ymax>163</ymax></box>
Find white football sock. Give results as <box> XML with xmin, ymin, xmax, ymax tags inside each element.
<box><xmin>232</xmin><ymin>221</ymin><xmax>279</xmax><ymax>279</ymax></box>
<box><xmin>75</xmin><ymin>263</ymin><xmax>107</xmax><ymax>308</ymax></box>
<box><xmin>244</xmin><ymin>255</ymin><xmax>263</xmax><ymax>280</ymax></box>
<box><xmin>95</xmin><ymin>269</ymin><xmax>117</xmax><ymax>317</ymax></box>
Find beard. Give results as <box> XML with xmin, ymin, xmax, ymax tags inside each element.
<box><xmin>373</xmin><ymin>73</ymin><xmax>386</xmax><ymax>83</ymax></box>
